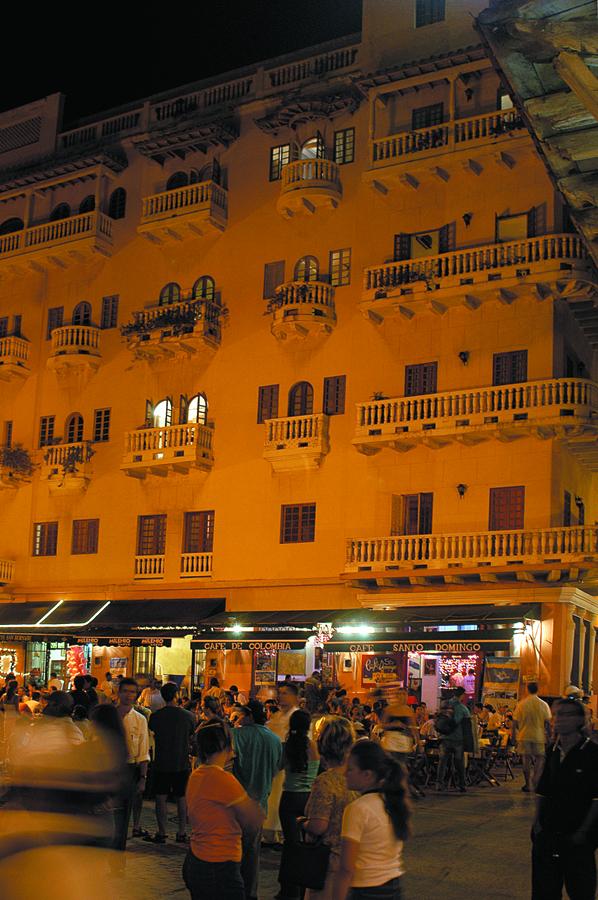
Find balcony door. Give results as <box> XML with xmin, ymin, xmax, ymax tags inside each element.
<box><xmin>392</xmin><ymin>492</ymin><xmax>433</xmax><ymax>536</ymax></box>
<box><xmin>492</xmin><ymin>350</ymin><xmax>527</xmax><ymax>386</ymax></box>
<box><xmin>288</xmin><ymin>381</ymin><xmax>314</xmax><ymax>417</ymax></box>
<box><xmin>405</xmin><ymin>362</ymin><xmax>437</xmax><ymax>397</ymax></box>
<box><xmin>489</xmin><ymin>486</ymin><xmax>525</xmax><ymax>531</ymax></box>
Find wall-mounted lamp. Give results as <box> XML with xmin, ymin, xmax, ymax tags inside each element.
<box><xmin>456</xmin><ymin>483</ymin><xmax>468</xmax><ymax>499</ymax></box>
<box><xmin>458</xmin><ymin>351</ymin><xmax>470</xmax><ymax>366</ymax></box>
<box><xmin>462</xmin><ymin>212</ymin><xmax>473</xmax><ymax>227</ymax></box>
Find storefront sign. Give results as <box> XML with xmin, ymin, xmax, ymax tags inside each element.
<box><xmin>72</xmin><ymin>637</ymin><xmax>172</xmax><ymax>647</ymax></box>
<box><xmin>192</xmin><ymin>639</ymin><xmax>307</xmax><ymax>651</ymax></box>
<box><xmin>361</xmin><ymin>653</ymin><xmax>402</xmax><ymax>686</ymax></box>
<box><xmin>326</xmin><ymin>638</ymin><xmax>511</xmax><ymax>654</ymax></box>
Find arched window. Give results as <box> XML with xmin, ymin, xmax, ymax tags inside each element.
<box><xmin>108</xmin><ymin>188</ymin><xmax>126</xmax><ymax>220</ymax></box>
<box><xmin>301</xmin><ymin>135</ymin><xmax>325</xmax><ymax>159</ymax></box>
<box><xmin>50</xmin><ymin>203</ymin><xmax>71</xmax><ymax>221</ymax></box>
<box><xmin>294</xmin><ymin>256</ymin><xmax>319</xmax><ymax>282</ymax></box>
<box><xmin>288</xmin><ymin>381</ymin><xmax>314</xmax><ymax>417</ymax></box>
<box><xmin>192</xmin><ymin>276</ymin><xmax>215</xmax><ymax>302</ymax></box>
<box><xmin>153</xmin><ymin>398</ymin><xmax>172</xmax><ymax>428</ymax></box>
<box><xmin>166</xmin><ymin>171</ymin><xmax>189</xmax><ymax>191</ymax></box>
<box><xmin>0</xmin><ymin>217</ymin><xmax>24</xmax><ymax>235</ymax></box>
<box><xmin>159</xmin><ymin>282</ymin><xmax>181</xmax><ymax>306</ymax></box>
<box><xmin>65</xmin><ymin>413</ymin><xmax>84</xmax><ymax>444</ymax></box>
<box><xmin>79</xmin><ymin>195</ymin><xmax>95</xmax><ymax>214</ymax></box>
<box><xmin>186</xmin><ymin>393</ymin><xmax>208</xmax><ymax>425</ymax></box>
<box><xmin>72</xmin><ymin>301</ymin><xmax>92</xmax><ymax>326</ymax></box>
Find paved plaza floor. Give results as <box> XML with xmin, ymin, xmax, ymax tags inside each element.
<box><xmin>106</xmin><ymin>775</ymin><xmax>536</xmax><ymax>899</ymax></box>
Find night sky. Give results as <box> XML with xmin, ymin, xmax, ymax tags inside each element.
<box><xmin>6</xmin><ymin>0</ymin><xmax>362</xmax><ymax>124</ymax></box>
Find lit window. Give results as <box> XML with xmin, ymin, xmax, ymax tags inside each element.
<box><xmin>269</xmin><ymin>144</ymin><xmax>291</xmax><ymax>181</ymax></box>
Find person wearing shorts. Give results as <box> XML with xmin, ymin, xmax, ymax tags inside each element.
<box><xmin>513</xmin><ymin>682</ymin><xmax>551</xmax><ymax>792</ymax></box>
<box><xmin>147</xmin><ymin>681</ymin><xmax>195</xmax><ymax>843</ymax></box>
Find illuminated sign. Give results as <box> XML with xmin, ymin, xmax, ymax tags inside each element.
<box><xmin>192</xmin><ymin>639</ymin><xmax>307</xmax><ymax>651</ymax></box>
<box><xmin>72</xmin><ymin>637</ymin><xmax>172</xmax><ymax>647</ymax></box>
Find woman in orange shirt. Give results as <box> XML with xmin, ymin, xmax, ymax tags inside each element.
<box><xmin>183</xmin><ymin>721</ymin><xmax>263</xmax><ymax>900</ymax></box>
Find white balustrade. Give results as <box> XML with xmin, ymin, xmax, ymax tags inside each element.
<box><xmin>43</xmin><ymin>441</ymin><xmax>93</xmax><ymax>470</ymax></box>
<box><xmin>272</xmin><ymin>280</ymin><xmax>335</xmax><ymax>311</ymax></box>
<box><xmin>134</xmin><ymin>555</ymin><xmax>165</xmax><ymax>578</ymax></box>
<box><xmin>356</xmin><ymin>378</ymin><xmax>598</xmax><ymax>434</ymax></box>
<box><xmin>0</xmin><ymin>212</ymin><xmax>112</xmax><ymax>261</ymax></box>
<box><xmin>0</xmin><ymin>336</ymin><xmax>29</xmax><ymax>363</ymax></box>
<box><xmin>268</xmin><ymin>44</ymin><xmax>359</xmax><ymax>87</ymax></box>
<box><xmin>141</xmin><ymin>181</ymin><xmax>227</xmax><ymax>222</ymax></box>
<box><xmin>124</xmin><ymin>423</ymin><xmax>213</xmax><ymax>456</ymax></box>
<box><xmin>364</xmin><ymin>234</ymin><xmax>587</xmax><ymax>292</ymax></box>
<box><xmin>51</xmin><ymin>325</ymin><xmax>100</xmax><ymax>354</ymax></box>
<box><xmin>265</xmin><ymin>413</ymin><xmax>327</xmax><ymax>449</ymax></box>
<box><xmin>281</xmin><ymin>159</ymin><xmax>341</xmax><ymax>191</ymax></box>
<box><xmin>371</xmin><ymin>108</ymin><xmax>524</xmax><ymax>164</ymax></box>
<box><xmin>346</xmin><ymin>526</ymin><xmax>598</xmax><ymax>570</ymax></box>
<box><xmin>180</xmin><ymin>552</ymin><xmax>213</xmax><ymax>577</ymax></box>
<box><xmin>60</xmin><ymin>111</ymin><xmax>142</xmax><ymax>149</ymax></box>
<box><xmin>0</xmin><ymin>559</ymin><xmax>15</xmax><ymax>583</ymax></box>
<box><xmin>151</xmin><ymin>76</ymin><xmax>253</xmax><ymax>123</ymax></box>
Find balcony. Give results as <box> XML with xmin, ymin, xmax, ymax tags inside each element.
<box><xmin>122</xmin><ymin>296</ymin><xmax>222</xmax><ymax>362</ymax></box>
<box><xmin>0</xmin><ymin>212</ymin><xmax>113</xmax><ymax>272</ymax></box>
<box><xmin>366</xmin><ymin>108</ymin><xmax>527</xmax><ymax>191</ymax></box>
<box><xmin>269</xmin><ymin>281</ymin><xmax>336</xmax><ymax>343</ymax></box>
<box><xmin>181</xmin><ymin>552</ymin><xmax>213</xmax><ymax>578</ymax></box>
<box><xmin>122</xmin><ymin>423</ymin><xmax>214</xmax><ymax>478</ymax></box>
<box><xmin>353</xmin><ymin>378</ymin><xmax>598</xmax><ymax>455</ymax></box>
<box><xmin>344</xmin><ymin>525</ymin><xmax>598</xmax><ymax>587</ymax></box>
<box><xmin>361</xmin><ymin>234</ymin><xmax>592</xmax><ymax>321</ymax></box>
<box><xmin>134</xmin><ymin>555</ymin><xmax>165</xmax><ymax>580</ymax></box>
<box><xmin>47</xmin><ymin>325</ymin><xmax>101</xmax><ymax>384</ymax></box>
<box><xmin>138</xmin><ymin>181</ymin><xmax>227</xmax><ymax>243</ymax></box>
<box><xmin>41</xmin><ymin>441</ymin><xmax>94</xmax><ymax>495</ymax></box>
<box><xmin>264</xmin><ymin>414</ymin><xmax>329</xmax><ymax>472</ymax></box>
<box><xmin>277</xmin><ymin>159</ymin><xmax>342</xmax><ymax>218</ymax></box>
<box><xmin>0</xmin><ymin>336</ymin><xmax>30</xmax><ymax>382</ymax></box>
<box><xmin>0</xmin><ymin>559</ymin><xmax>14</xmax><ymax>586</ymax></box>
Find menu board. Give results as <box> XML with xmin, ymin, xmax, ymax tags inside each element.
<box><xmin>254</xmin><ymin>649</ymin><xmax>277</xmax><ymax>686</ymax></box>
<box><xmin>361</xmin><ymin>653</ymin><xmax>404</xmax><ymax>686</ymax></box>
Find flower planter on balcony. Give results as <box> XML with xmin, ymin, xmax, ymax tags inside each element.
<box><xmin>344</xmin><ymin>525</ymin><xmax>598</xmax><ymax>586</ymax></box>
<box><xmin>263</xmin><ymin>414</ymin><xmax>329</xmax><ymax>472</ymax></box>
<box><xmin>269</xmin><ymin>281</ymin><xmax>336</xmax><ymax>342</ymax></box>
<box><xmin>277</xmin><ymin>159</ymin><xmax>342</xmax><ymax>218</ymax></box>
<box><xmin>121</xmin><ymin>423</ymin><xmax>214</xmax><ymax>478</ymax></box>
<box><xmin>0</xmin><ymin>336</ymin><xmax>30</xmax><ymax>382</ymax></box>
<box><xmin>47</xmin><ymin>325</ymin><xmax>101</xmax><ymax>385</ymax></box>
<box><xmin>361</xmin><ymin>234</ymin><xmax>593</xmax><ymax>321</ymax></box>
<box><xmin>41</xmin><ymin>442</ymin><xmax>94</xmax><ymax>495</ymax></box>
<box><xmin>138</xmin><ymin>181</ymin><xmax>227</xmax><ymax>243</ymax></box>
<box><xmin>0</xmin><ymin>559</ymin><xmax>15</xmax><ymax>585</ymax></box>
<box><xmin>122</xmin><ymin>297</ymin><xmax>222</xmax><ymax>362</ymax></box>
<box><xmin>353</xmin><ymin>378</ymin><xmax>598</xmax><ymax>455</ymax></box>
<box><xmin>0</xmin><ymin>212</ymin><xmax>113</xmax><ymax>273</ymax></box>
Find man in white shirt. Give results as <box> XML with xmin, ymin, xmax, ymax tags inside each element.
<box><xmin>513</xmin><ymin>681</ymin><xmax>551</xmax><ymax>792</ymax></box>
<box><xmin>47</xmin><ymin>672</ymin><xmax>63</xmax><ymax>691</ymax></box>
<box><xmin>116</xmin><ymin>677</ymin><xmax>150</xmax><ymax>849</ymax></box>
<box><xmin>264</xmin><ymin>683</ymin><xmax>299</xmax><ymax>843</ymax></box>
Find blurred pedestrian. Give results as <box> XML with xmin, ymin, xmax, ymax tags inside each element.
<box><xmin>115</xmin><ymin>678</ymin><xmax>150</xmax><ymax>849</ymax></box>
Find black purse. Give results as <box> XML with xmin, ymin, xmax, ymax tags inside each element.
<box><xmin>279</xmin><ymin>834</ymin><xmax>331</xmax><ymax>890</ymax></box>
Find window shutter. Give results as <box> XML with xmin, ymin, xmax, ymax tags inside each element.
<box><xmin>390</xmin><ymin>495</ymin><xmax>402</xmax><ymax>536</ymax></box>
<box><xmin>164</xmin><ymin>397</ymin><xmax>173</xmax><ymax>427</ymax></box>
<box><xmin>315</xmin><ymin>131</ymin><xmax>326</xmax><ymax>159</ymax></box>
<box><xmin>145</xmin><ymin>400</ymin><xmax>154</xmax><ymax>426</ymax></box>
<box><xmin>211</xmin><ymin>157</ymin><xmax>221</xmax><ymax>185</ymax></box>
<box><xmin>419</xmin><ymin>493</ymin><xmax>434</xmax><ymax>534</ymax></box>
<box><xmin>402</xmin><ymin>495</ymin><xmax>420</xmax><ymax>535</ymax></box>
<box><xmin>489</xmin><ymin>486</ymin><xmax>525</xmax><ymax>531</ymax></box>
<box><xmin>527</xmin><ymin>207</ymin><xmax>537</xmax><ymax>238</ymax></box>
<box><xmin>422</xmin><ymin>363</ymin><xmax>438</xmax><ymax>394</ymax></box>
<box><xmin>394</xmin><ymin>233</ymin><xmax>411</xmax><ymax>261</ymax></box>
<box><xmin>564</xmin><ymin>491</ymin><xmax>572</xmax><ymax>527</ymax></box>
<box><xmin>263</xmin><ymin>261</ymin><xmax>285</xmax><ymax>299</ymax></box>
<box><xmin>439</xmin><ymin>222</ymin><xmax>455</xmax><ymax>253</ymax></box>
<box><xmin>492</xmin><ymin>351</ymin><xmax>527</xmax><ymax>386</ymax></box>
<box><xmin>47</xmin><ymin>306</ymin><xmax>64</xmax><ymax>340</ymax></box>
<box><xmin>323</xmin><ymin>376</ymin><xmax>346</xmax><ymax>416</ymax></box>
<box><xmin>179</xmin><ymin>394</ymin><xmax>189</xmax><ymax>425</ymax></box>
<box><xmin>290</xmin><ymin>142</ymin><xmax>300</xmax><ymax>161</ymax></box>
<box><xmin>12</xmin><ymin>315</ymin><xmax>21</xmax><ymax>337</ymax></box>
<box><xmin>0</xmin><ymin>318</ymin><xmax>7</xmax><ymax>338</ymax></box>
<box><xmin>257</xmin><ymin>385</ymin><xmax>279</xmax><ymax>423</ymax></box>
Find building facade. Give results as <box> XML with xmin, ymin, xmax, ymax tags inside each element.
<box><xmin>0</xmin><ymin>0</ymin><xmax>596</xmax><ymax>706</ymax></box>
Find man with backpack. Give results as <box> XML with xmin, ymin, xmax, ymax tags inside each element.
<box><xmin>436</xmin><ymin>688</ymin><xmax>472</xmax><ymax>792</ymax></box>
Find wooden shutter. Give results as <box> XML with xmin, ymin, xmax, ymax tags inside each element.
<box><xmin>257</xmin><ymin>385</ymin><xmax>279</xmax><ymax>423</ymax></box>
<box><xmin>492</xmin><ymin>350</ymin><xmax>527</xmax><ymax>386</ymax></box>
<box><xmin>394</xmin><ymin>233</ymin><xmax>411</xmax><ymax>261</ymax></box>
<box><xmin>12</xmin><ymin>315</ymin><xmax>21</xmax><ymax>337</ymax></box>
<box><xmin>564</xmin><ymin>490</ymin><xmax>572</xmax><ymax>527</ymax></box>
<box><xmin>263</xmin><ymin>261</ymin><xmax>285</xmax><ymax>299</ymax></box>
<box><xmin>164</xmin><ymin>397</ymin><xmax>173</xmax><ymax>427</ymax></box>
<box><xmin>405</xmin><ymin>362</ymin><xmax>437</xmax><ymax>397</ymax></box>
<box><xmin>323</xmin><ymin>376</ymin><xmax>346</xmax><ymax>415</ymax></box>
<box><xmin>527</xmin><ymin>207</ymin><xmax>537</xmax><ymax>238</ymax></box>
<box><xmin>0</xmin><ymin>318</ymin><xmax>7</xmax><ymax>337</ymax></box>
<box><xmin>489</xmin><ymin>486</ymin><xmax>525</xmax><ymax>531</ymax></box>
<box><xmin>402</xmin><ymin>495</ymin><xmax>420</xmax><ymax>535</ymax></box>
<box><xmin>145</xmin><ymin>400</ymin><xmax>154</xmax><ymax>426</ymax></box>
<box><xmin>179</xmin><ymin>394</ymin><xmax>189</xmax><ymax>425</ymax></box>
<box><xmin>47</xmin><ymin>306</ymin><xmax>64</xmax><ymax>340</ymax></box>
<box><xmin>315</xmin><ymin>131</ymin><xmax>326</xmax><ymax>158</ymax></box>
<box><xmin>439</xmin><ymin>222</ymin><xmax>456</xmax><ymax>253</ymax></box>
<box><xmin>419</xmin><ymin>493</ymin><xmax>434</xmax><ymax>534</ymax></box>
<box><xmin>211</xmin><ymin>157</ymin><xmax>222</xmax><ymax>185</ymax></box>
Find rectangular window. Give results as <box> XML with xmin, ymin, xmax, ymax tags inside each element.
<box><xmin>564</xmin><ymin>490</ymin><xmax>572</xmax><ymax>527</ymax></box>
<box><xmin>496</xmin><ymin>210</ymin><xmax>535</xmax><ymax>242</ymax></box>
<box><xmin>39</xmin><ymin>415</ymin><xmax>55</xmax><ymax>448</ymax></box>
<box><xmin>329</xmin><ymin>248</ymin><xmax>351</xmax><ymax>286</ymax></box>
<box><xmin>401</xmin><ymin>493</ymin><xmax>433</xmax><ymax>535</ymax></box>
<box><xmin>183</xmin><ymin>511</ymin><xmax>215</xmax><ymax>553</ymax></box>
<box><xmin>257</xmin><ymin>384</ymin><xmax>279</xmax><ymax>424</ymax></box>
<box><xmin>492</xmin><ymin>350</ymin><xmax>527</xmax><ymax>386</ymax></box>
<box><xmin>71</xmin><ymin>519</ymin><xmax>99</xmax><ymax>555</ymax></box>
<box><xmin>3</xmin><ymin>421</ymin><xmax>12</xmax><ymax>448</ymax></box>
<box><xmin>47</xmin><ymin>306</ymin><xmax>64</xmax><ymax>340</ymax></box>
<box><xmin>0</xmin><ymin>317</ymin><xmax>8</xmax><ymax>338</ymax></box>
<box><xmin>32</xmin><ymin>521</ymin><xmax>58</xmax><ymax>557</ymax></box>
<box><xmin>405</xmin><ymin>362</ymin><xmax>438</xmax><ymax>396</ymax></box>
<box><xmin>269</xmin><ymin>144</ymin><xmax>291</xmax><ymax>181</ymax></box>
<box><xmin>415</xmin><ymin>0</ymin><xmax>446</xmax><ymax>27</ymax></box>
<box><xmin>333</xmin><ymin>127</ymin><xmax>355</xmax><ymax>164</ymax></box>
<box><xmin>100</xmin><ymin>295</ymin><xmax>119</xmax><ymax>329</ymax></box>
<box><xmin>323</xmin><ymin>375</ymin><xmax>346</xmax><ymax>416</ymax></box>
<box><xmin>136</xmin><ymin>514</ymin><xmax>166</xmax><ymax>556</ymax></box>
<box><xmin>280</xmin><ymin>503</ymin><xmax>316</xmax><ymax>544</ymax></box>
<box><xmin>93</xmin><ymin>408</ymin><xmax>111</xmax><ymax>442</ymax></box>
<box><xmin>263</xmin><ymin>261</ymin><xmax>286</xmax><ymax>299</ymax></box>
<box><xmin>412</xmin><ymin>102</ymin><xmax>444</xmax><ymax>130</ymax></box>
<box><xmin>489</xmin><ymin>486</ymin><xmax>525</xmax><ymax>531</ymax></box>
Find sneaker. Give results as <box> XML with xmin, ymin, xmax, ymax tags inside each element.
<box><xmin>143</xmin><ymin>833</ymin><xmax>167</xmax><ymax>844</ymax></box>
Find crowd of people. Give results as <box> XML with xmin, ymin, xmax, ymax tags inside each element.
<box><xmin>0</xmin><ymin>669</ymin><xmax>597</xmax><ymax>899</ymax></box>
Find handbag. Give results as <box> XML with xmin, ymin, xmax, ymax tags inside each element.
<box><xmin>279</xmin><ymin>834</ymin><xmax>331</xmax><ymax>890</ymax></box>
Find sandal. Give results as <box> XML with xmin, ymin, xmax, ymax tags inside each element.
<box><xmin>132</xmin><ymin>828</ymin><xmax>150</xmax><ymax>838</ymax></box>
<box><xmin>143</xmin><ymin>833</ymin><xmax>167</xmax><ymax>844</ymax></box>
